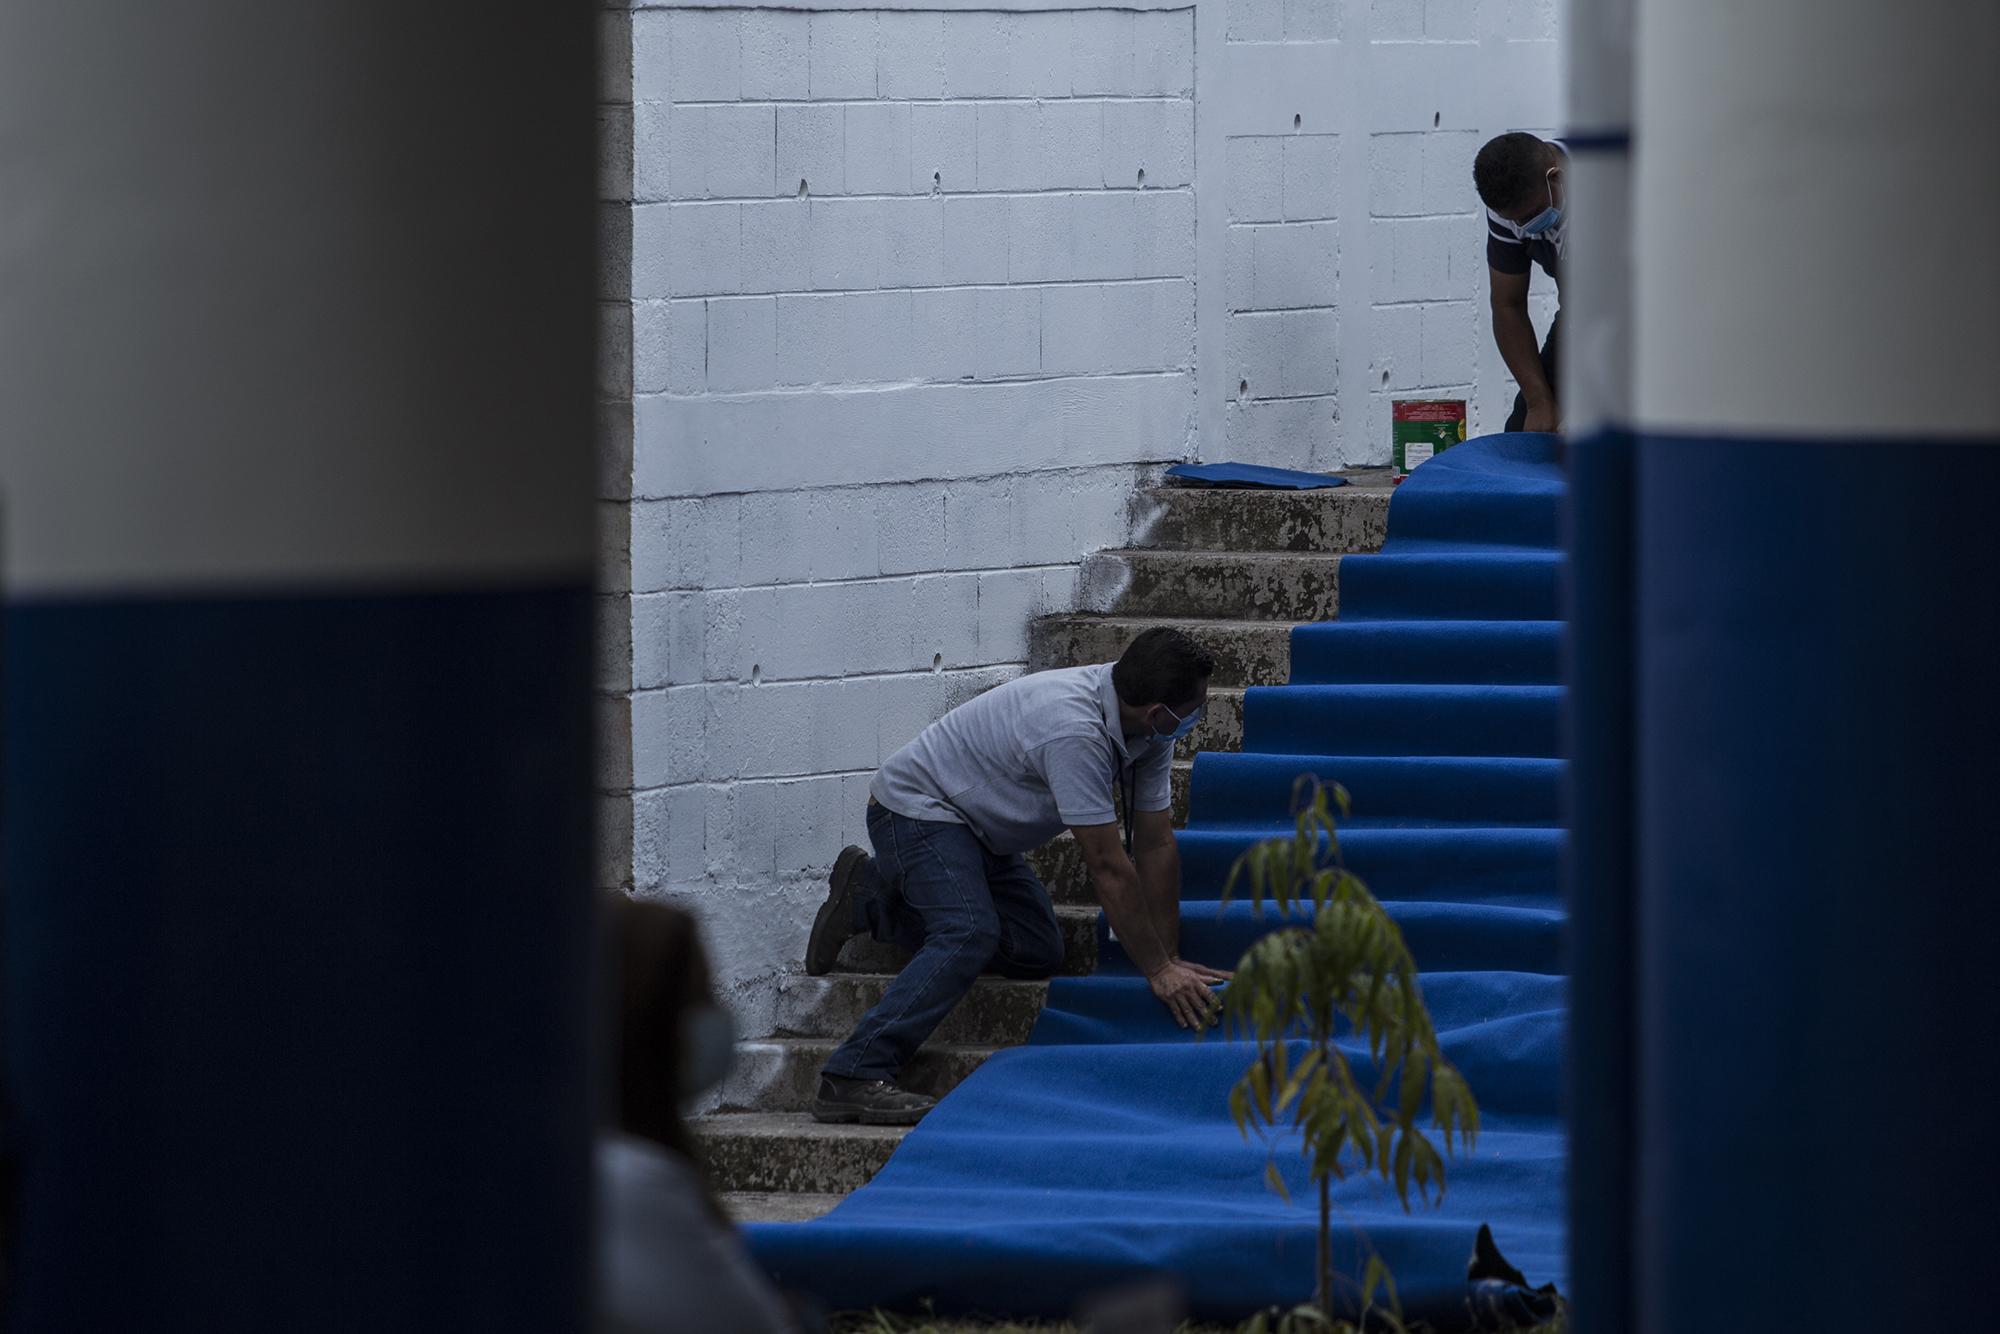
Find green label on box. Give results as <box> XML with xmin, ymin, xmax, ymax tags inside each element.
<box><xmin>1393</xmin><ymin>399</ymin><xmax>1467</xmax><ymax>473</ymax></box>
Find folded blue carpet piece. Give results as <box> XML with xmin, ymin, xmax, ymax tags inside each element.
<box><xmin>747</xmin><ymin>433</ymin><xmax>1569</xmax><ymax>1324</ymax></box>
<box><xmin>1164</xmin><ymin>461</ymin><xmax>1349</xmax><ymax>489</ymax></box>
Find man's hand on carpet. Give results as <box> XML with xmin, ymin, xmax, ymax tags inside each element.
<box><xmin>1173</xmin><ymin>956</ymin><xmax>1233</xmax><ymax>986</ymax></box>
<box><xmin>1148</xmin><ymin>961</ymin><xmax>1222</xmax><ymax>1030</ymax></box>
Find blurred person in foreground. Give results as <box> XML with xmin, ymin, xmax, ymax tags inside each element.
<box><xmin>597</xmin><ymin>894</ymin><xmax>797</xmax><ymax>1334</ymax></box>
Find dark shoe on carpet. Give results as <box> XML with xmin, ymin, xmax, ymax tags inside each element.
<box><xmin>805</xmin><ymin>845</ymin><xmax>868</xmax><ymax>976</ymax></box>
<box><xmin>811</xmin><ymin>1074</ymin><xmax>937</xmax><ymax>1126</ymax></box>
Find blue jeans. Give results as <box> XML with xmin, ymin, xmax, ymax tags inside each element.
<box><xmin>823</xmin><ymin>804</ymin><xmax>1066</xmax><ymax>1082</ymax></box>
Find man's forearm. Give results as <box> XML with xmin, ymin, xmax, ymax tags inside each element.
<box><xmin>1493</xmin><ymin>305</ymin><xmax>1553</xmax><ymax>406</ymax></box>
<box><xmin>1090</xmin><ymin>857</ymin><xmax>1175</xmax><ymax>976</ymax></box>
<box><xmin>1133</xmin><ymin>838</ymin><xmax>1182</xmax><ymax>959</ymax></box>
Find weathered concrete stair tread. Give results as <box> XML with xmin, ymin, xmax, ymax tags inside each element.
<box><xmin>693</xmin><ymin>1113</ymin><xmax>908</xmax><ymax>1195</ymax></box>
<box><xmin>835</xmin><ymin>902</ymin><xmax>1099</xmax><ymax>976</ymax></box>
<box><xmin>773</xmin><ymin>973</ymin><xmax>1049</xmax><ymax>1046</ymax></box>
<box><xmin>723</xmin><ymin>1192</ymin><xmax>844</xmax><ymax>1224</ymax></box>
<box><xmin>714</xmin><ymin>1038</ymin><xmax>995</xmax><ymax>1113</ymax></box>
<box><xmin>1030</xmin><ymin>614</ymin><xmax>1297</xmax><ymax>687</ymax></box>
<box><xmin>1177</xmin><ymin>684</ymin><xmax>1245</xmax><ymax>759</ymax></box>
<box><xmin>1135</xmin><ymin>478</ymin><xmax>1392</xmax><ymax>554</ymax></box>
<box><xmin>1082</xmin><ymin>548</ymin><xmax>1341</xmax><ymax>621</ymax></box>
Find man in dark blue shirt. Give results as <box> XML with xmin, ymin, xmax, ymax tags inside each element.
<box><xmin>1474</xmin><ymin>133</ymin><xmax>1567</xmax><ymax>433</ymax></box>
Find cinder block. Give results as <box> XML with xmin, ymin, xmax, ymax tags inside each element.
<box><xmin>1500</xmin><ymin>0</ymin><xmax>1560</xmax><ymax>42</ymax></box>
<box><xmin>668</xmin><ymin>9</ymin><xmax>742</xmax><ymax>103</ymax></box>
<box><xmin>1426</xmin><ymin>0</ymin><xmax>1479</xmax><ymax>40</ymax></box>
<box><xmin>1006</xmin><ymin>471</ymin><xmax>1082</xmax><ymax>565</ymax></box>
<box><xmin>1006</xmin><ymin>193</ymin><xmax>1076</xmax><ymax>283</ymax></box>
<box><xmin>599</xmin><ymin>693</ymin><xmax>634</xmax><ymax>791</ymax></box>
<box><xmin>942</xmin><ymin>195</ymin><xmax>1009</xmax><ymax>284</ymax></box>
<box><xmin>1370</xmin><ymin>132</ymin><xmax>1425</xmax><ymax>217</ymax></box>
<box><xmin>1072</xmin><ymin>192</ymin><xmax>1138</xmax><ymax>281</ymax></box>
<box><xmin>973</xmin><ymin>101</ymin><xmax>1034</xmax><ymax>193</ymax></box>
<box><xmin>631</xmin><ymin>102</ymin><xmax>675</xmax><ymax>201</ymax></box>
<box><xmin>808</xmin><ymin>488</ymin><xmax>881</xmax><ymax>581</ymax></box>
<box><xmin>1104</xmin><ymin>100</ymin><xmax>1193</xmax><ymax>190</ymax></box>
<box><xmin>1287</xmin><ymin>0</ymin><xmax>1343</xmax><ymax>40</ymax></box>
<box><xmin>809</xmin><ymin>198</ymin><xmax>882</xmax><ymax>290</ymax></box>
<box><xmin>599</xmin><ymin>105</ymin><xmax>633</xmax><ymax>202</ymax></box>
<box><xmin>912</xmin><ymin>573</ymin><xmax>983</xmax><ymax>671</ymax></box>
<box><xmin>598</xmin><ymin>593</ymin><xmax>633</xmax><ymax>693</ymax></box>
<box><xmin>1421</xmin><ymin>300</ymin><xmax>1478</xmax><ymax>388</ymax></box>
<box><xmin>598</xmin><ymin>301</ymin><xmax>632</xmax><ymax>399</ymax></box>
<box><xmin>775</xmin><ymin>293</ymin><xmax>842</xmax><ymax>385</ymax></box>
<box><xmin>809</xmin><ymin>12</ymin><xmax>877</xmax><ymax>99</ymax></box>
<box><xmin>1227</xmin><ymin>136</ymin><xmax>1283</xmax><ymax>222</ymax></box>
<box><xmin>740</xmin><ymin>200</ymin><xmax>812</xmax><ymax>294</ymax></box>
<box><xmin>1228</xmin><ymin>0</ymin><xmax>1284</xmax><ymax>42</ymax></box>
<box><xmin>844</xmin><ymin>103</ymin><xmax>912</xmax><ymax>196</ymax></box>
<box><xmin>777</xmin><ymin>104</ymin><xmax>844</xmax><ymax>197</ymax></box>
<box><xmin>941</xmin><ymin>476</ymin><xmax>1017</xmax><ymax>565</ymax></box>
<box><xmin>597</xmin><ymin>400</ymin><xmax>634</xmax><ymax>502</ymax></box>
<box><xmin>706</xmin><ymin>104</ymin><xmax>778</xmax><ymax>199</ymax></box>
<box><xmin>1377</xmin><ymin>215</ymin><xmax>1468</xmax><ymax>303</ymax></box>
<box><xmin>958</xmin><ymin>286</ymin><xmax>1042</xmax><ymax>379</ymax></box>
<box><xmin>814</xmin><ymin>678</ymin><xmax>883</xmax><ymax>775</ymax></box>
<box><xmin>1131</xmin><ymin>189</ymin><xmax>1195</xmax><ymax>278</ymax></box>
<box><xmin>876</xmin><ymin>12</ymin><xmax>945</xmax><ymax>99</ymax></box>
<box><xmin>1038</xmin><ymin>102</ymin><xmax>1104</xmax><ymax>192</ymax></box>
<box><xmin>941</xmin><ymin>12</ymin><xmax>1012</xmax><ymax>99</ymax></box>
<box><xmin>631</xmin><ymin>787</ymin><xmax>709</xmax><ymax>894</ymax></box>
<box><xmin>599</xmin><ymin>10</ymin><xmax>633</xmax><ymax>104</ymax></box>
<box><xmin>1372</xmin><ymin>302</ymin><xmax>1426</xmax><ymax>391</ymax></box>
<box><xmin>599</xmin><ymin>498</ymin><xmax>633</xmax><ymax>596</ymax></box>
<box><xmin>1370</xmin><ymin>0</ymin><xmax>1426</xmax><ymax>44</ymax></box>
<box><xmin>707</xmin><ymin>296</ymin><xmax>777</xmax><ymax>392</ymax></box>
<box><xmin>879</xmin><ymin>488</ymin><xmax>948</xmax><ymax>575</ymax></box>
<box><xmin>736</xmin><ymin>490</ymin><xmax>815</xmax><ymax>587</ymax></box>
<box><xmin>738</xmin><ymin>680</ymin><xmax>821</xmax><ymax>779</ymax></box>
<box><xmin>1041</xmin><ymin>280</ymin><xmax>1194</xmax><ymax>377</ymax></box>
<box><xmin>703</xmin><ymin>590</ymin><xmax>743</xmax><ymax>682</ymax></box>
<box><xmin>1282</xmin><ymin>135</ymin><xmax>1340</xmax><ymax>221</ymax></box>
<box><xmin>975</xmin><ymin>568</ymin><xmax>1046</xmax><ymax>663</ymax></box>
<box><xmin>872</xmin><ymin>670</ymin><xmax>945</xmax><ymax>760</ymax></box>
<box><xmin>631</xmin><ymin>687</ymin><xmax>701</xmax><ymax>788</ymax></box>
<box><xmin>1224</xmin><ymin>394</ymin><xmax>1339</xmax><ymax>468</ymax></box>
<box><xmin>839</xmin><ymin>290</ymin><xmax>918</xmax><ymax>383</ymax></box>
<box><xmin>741</xmin><ymin>10</ymin><xmax>809</xmax><ymax>101</ymax></box>
<box><xmin>631</xmin><ymin>203</ymin><xmax>669</xmax><ymax>299</ymax></box>
<box><xmin>632</xmin><ymin>592</ymin><xmax>708</xmax><ymax>690</ymax></box>
<box><xmin>1251</xmin><ymin>220</ymin><xmax>1339</xmax><ymax>308</ymax></box>
<box><xmin>630</xmin><ymin>495</ymin><xmax>743</xmax><ymax>594</ymax></box>
<box><xmin>669</xmin><ymin>202</ymin><xmax>743</xmax><ymax>298</ymax></box>
<box><xmin>601</xmin><ymin>202</ymin><xmax>632</xmax><ymax>300</ymax></box>
<box><xmin>1131</xmin><ymin>11</ymin><xmax>1195</xmax><ymax>96</ymax></box>
<box><xmin>1422</xmin><ymin>131</ymin><xmax>1481</xmax><ymax>214</ymax></box>
<box><xmin>1069</xmin><ymin>10</ymin><xmax>1135</xmax><ymax>96</ymax></box>
<box><xmin>877</xmin><ymin>196</ymin><xmax>945</xmax><ymax>289</ymax></box>
<box><xmin>632</xmin><ymin>298</ymin><xmax>703</xmax><ymax>396</ymax></box>
<box><xmin>1005</xmin><ymin>13</ymin><xmax>1073</xmax><ymax>98</ymax></box>
<box><xmin>729</xmin><ymin>779</ymin><xmax>779</xmax><ymax>879</ymax></box>
<box><xmin>632</xmin><ymin>10</ymin><xmax>672</xmax><ymax>103</ymax></box>
<box><xmin>1278</xmin><ymin>308</ymin><xmax>1340</xmax><ymax>397</ymax></box>
<box><xmin>910</xmin><ymin>102</ymin><xmax>976</xmax><ymax>194</ymax></box>
<box><xmin>1229</xmin><ymin>310</ymin><xmax>1285</xmax><ymax>401</ymax></box>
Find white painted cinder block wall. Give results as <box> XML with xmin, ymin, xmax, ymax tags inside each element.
<box><xmin>599</xmin><ymin>1</ymin><xmax>1560</xmax><ymax>1031</ymax></box>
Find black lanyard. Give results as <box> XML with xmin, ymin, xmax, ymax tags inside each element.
<box><xmin>1119</xmin><ymin>757</ymin><xmax>1138</xmax><ymax>856</ymax></box>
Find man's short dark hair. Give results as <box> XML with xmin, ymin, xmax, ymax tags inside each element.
<box><xmin>1112</xmin><ymin>627</ymin><xmax>1215</xmax><ymax>708</ymax></box>
<box><xmin>1473</xmin><ymin>132</ymin><xmax>1549</xmax><ymax>214</ymax></box>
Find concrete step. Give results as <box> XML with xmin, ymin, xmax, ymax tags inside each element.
<box><xmin>711</xmin><ymin>1037</ymin><xmax>995</xmax><ymax>1113</ymax></box>
<box><xmin>1081</xmin><ymin>548</ymin><xmax>1342</xmax><ymax>621</ymax></box>
<box><xmin>833</xmin><ymin>902</ymin><xmax>1100</xmax><ymax>977</ymax></box>
<box><xmin>1132</xmin><ymin>476</ymin><xmax>1394</xmax><ymax>554</ymax></box>
<box><xmin>692</xmin><ymin>1112</ymin><xmax>907</xmax><ymax>1194</ymax></box>
<box><xmin>1028</xmin><ymin>834</ymin><xmax>1092</xmax><ymax>905</ymax></box>
<box><xmin>1030</xmin><ymin>614</ymin><xmax>1296</xmax><ymax>687</ymax></box>
<box><xmin>771</xmin><ymin>973</ymin><xmax>1049</xmax><ymax>1046</ymax></box>
<box><xmin>723</xmin><ymin>1191</ymin><xmax>844</xmax><ymax>1224</ymax></box>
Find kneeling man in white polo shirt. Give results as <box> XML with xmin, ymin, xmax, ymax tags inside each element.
<box><xmin>803</xmin><ymin>626</ymin><xmax>1229</xmax><ymax>1125</ymax></box>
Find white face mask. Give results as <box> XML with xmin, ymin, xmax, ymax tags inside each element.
<box><xmin>678</xmin><ymin>1005</ymin><xmax>738</xmax><ymax>1098</ymax></box>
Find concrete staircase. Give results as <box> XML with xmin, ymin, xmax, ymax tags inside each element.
<box><xmin>696</xmin><ymin>470</ymin><xmax>1396</xmax><ymax>1224</ymax></box>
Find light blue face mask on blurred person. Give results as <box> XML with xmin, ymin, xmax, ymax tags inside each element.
<box><xmin>678</xmin><ymin>1005</ymin><xmax>738</xmax><ymax>1099</ymax></box>
<box><xmin>1156</xmin><ymin>701</ymin><xmax>1202</xmax><ymax>743</ymax></box>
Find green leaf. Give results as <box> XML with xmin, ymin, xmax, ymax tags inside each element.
<box><xmin>1265</xmin><ymin>1158</ymin><xmax>1291</xmax><ymax>1203</ymax></box>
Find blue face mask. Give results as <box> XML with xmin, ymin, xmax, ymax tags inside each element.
<box><xmin>1155</xmin><ymin>702</ymin><xmax>1201</xmax><ymax>743</ymax></box>
<box><xmin>1518</xmin><ymin>166</ymin><xmax>1562</xmax><ymax>236</ymax></box>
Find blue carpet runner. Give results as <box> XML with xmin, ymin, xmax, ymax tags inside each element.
<box><xmin>749</xmin><ymin>436</ymin><xmax>1568</xmax><ymax>1323</ymax></box>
